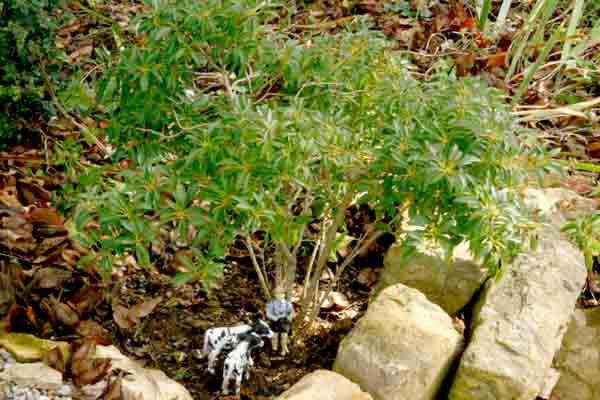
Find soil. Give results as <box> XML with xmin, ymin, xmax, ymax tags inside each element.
<box><xmin>104</xmin><ymin>259</ymin><xmax>374</xmax><ymax>399</ymax></box>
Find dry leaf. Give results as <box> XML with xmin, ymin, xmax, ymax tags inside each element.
<box><xmin>70</xmin><ymin>338</ymin><xmax>96</xmax><ymax>368</ymax></box>
<box><xmin>6</xmin><ymin>304</ymin><xmax>37</xmax><ymax>332</ymax></box>
<box><xmin>112</xmin><ymin>304</ymin><xmax>135</xmax><ymax>330</ymax></box>
<box><xmin>45</xmin><ymin>296</ymin><xmax>80</xmax><ymax>328</ymax></box>
<box><xmin>68</xmin><ymin>45</ymin><xmax>94</xmax><ymax>64</ymax></box>
<box><xmin>0</xmin><ymin>189</ymin><xmax>22</xmax><ymax>208</ymax></box>
<box><xmin>24</xmin><ymin>305</ymin><xmax>38</xmax><ymax>327</ymax></box>
<box><xmin>485</xmin><ymin>51</ymin><xmax>507</xmax><ymax>69</ymax></box>
<box><xmin>62</xmin><ymin>248</ymin><xmax>81</xmax><ymax>265</ymax></box>
<box><xmin>356</xmin><ymin>268</ymin><xmax>378</xmax><ymax>287</ymax></box>
<box><xmin>37</xmin><ymin>236</ymin><xmax>68</xmax><ymax>254</ymax></box>
<box><xmin>18</xmin><ymin>181</ymin><xmax>51</xmax><ymax>204</ymax></box>
<box><xmin>70</xmin><ymin>339</ymin><xmax>112</xmax><ymax>386</ymax></box>
<box><xmin>320</xmin><ymin>292</ymin><xmax>349</xmax><ymax>310</ymax></box>
<box><xmin>43</xmin><ymin>346</ymin><xmax>67</xmax><ymax>374</ymax></box>
<box><xmin>128</xmin><ymin>297</ymin><xmax>162</xmax><ymax>320</ymax></box>
<box><xmin>26</xmin><ymin>207</ymin><xmax>64</xmax><ymax>226</ymax></box>
<box><xmin>75</xmin><ymin>320</ymin><xmax>111</xmax><ymax>344</ymax></box>
<box><xmin>68</xmin><ymin>286</ymin><xmax>104</xmax><ymax>318</ymax></box>
<box><xmin>0</xmin><ymin>270</ymin><xmax>16</xmax><ymax>313</ymax></box>
<box><xmin>58</xmin><ymin>20</ymin><xmax>82</xmax><ymax>35</ymax></box>
<box><xmin>0</xmin><ymin>214</ymin><xmax>35</xmax><ymax>252</ymax></box>
<box><xmin>454</xmin><ymin>52</ymin><xmax>476</xmax><ymax>77</ymax></box>
<box><xmin>74</xmin><ymin>358</ymin><xmax>112</xmax><ymax>386</ymax></box>
<box><xmin>32</xmin><ymin>267</ymin><xmax>73</xmax><ymax>289</ymax></box>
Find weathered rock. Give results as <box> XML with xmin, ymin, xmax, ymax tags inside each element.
<box><xmin>0</xmin><ymin>362</ymin><xmax>63</xmax><ymax>391</ymax></box>
<box><xmin>0</xmin><ymin>331</ymin><xmax>70</xmax><ymax>363</ymax></box>
<box><xmin>551</xmin><ymin>307</ymin><xmax>600</xmax><ymax>400</ymax></box>
<box><xmin>334</xmin><ymin>284</ymin><xmax>464</xmax><ymax>400</ymax></box>
<box><xmin>278</xmin><ymin>369</ymin><xmax>373</xmax><ymax>400</ymax></box>
<box><xmin>94</xmin><ymin>345</ymin><xmax>193</xmax><ymax>400</ymax></box>
<box><xmin>378</xmin><ymin>241</ymin><xmax>488</xmax><ymax>315</ymax></box>
<box><xmin>448</xmin><ymin>228</ymin><xmax>586</xmax><ymax>400</ymax></box>
<box><xmin>523</xmin><ymin>187</ymin><xmax>596</xmax><ymax>227</ymax></box>
<box><xmin>0</xmin><ymin>348</ymin><xmax>16</xmax><ymax>370</ymax></box>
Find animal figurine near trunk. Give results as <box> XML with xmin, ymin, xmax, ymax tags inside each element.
<box><xmin>203</xmin><ymin>318</ymin><xmax>274</xmax><ymax>374</ymax></box>
<box><xmin>265</xmin><ymin>287</ymin><xmax>294</xmax><ymax>356</ymax></box>
<box><xmin>222</xmin><ymin>332</ymin><xmax>264</xmax><ymax>396</ymax></box>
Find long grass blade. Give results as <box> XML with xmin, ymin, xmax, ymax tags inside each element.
<box><xmin>554</xmin><ymin>0</ymin><xmax>585</xmax><ymax>91</ymax></box>
<box><xmin>506</xmin><ymin>0</ymin><xmax>549</xmax><ymax>80</ymax></box>
<box><xmin>531</xmin><ymin>0</ymin><xmax>560</xmax><ymax>46</ymax></box>
<box><xmin>495</xmin><ymin>0</ymin><xmax>513</xmax><ymax>33</ymax></box>
<box><xmin>561</xmin><ymin>0</ymin><xmax>585</xmax><ymax>64</ymax></box>
<box><xmin>512</xmin><ymin>25</ymin><xmax>564</xmax><ymax>104</ymax></box>
<box><xmin>478</xmin><ymin>0</ymin><xmax>493</xmax><ymax>30</ymax></box>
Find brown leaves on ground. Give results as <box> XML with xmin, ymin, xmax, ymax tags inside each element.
<box><xmin>42</xmin><ymin>295</ymin><xmax>81</xmax><ymax>329</ymax></box>
<box><xmin>113</xmin><ymin>296</ymin><xmax>162</xmax><ymax>330</ymax></box>
<box><xmin>75</xmin><ymin>320</ymin><xmax>112</xmax><ymax>345</ymax></box>
<box><xmin>43</xmin><ymin>346</ymin><xmax>68</xmax><ymax>374</ymax></box>
<box><xmin>0</xmin><ymin>151</ymin><xmax>115</xmax><ymax>344</ymax></box>
<box><xmin>55</xmin><ymin>1</ymin><xmax>150</xmax><ymax>66</ymax></box>
<box><xmin>32</xmin><ymin>267</ymin><xmax>74</xmax><ymax>289</ymax></box>
<box><xmin>69</xmin><ymin>338</ymin><xmax>112</xmax><ymax>386</ymax></box>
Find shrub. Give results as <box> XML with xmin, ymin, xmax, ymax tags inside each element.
<box><xmin>0</xmin><ymin>0</ymin><xmax>61</xmax><ymax>146</ymax></box>
<box><xmin>70</xmin><ymin>0</ymin><xmax>556</xmax><ymax>326</ymax></box>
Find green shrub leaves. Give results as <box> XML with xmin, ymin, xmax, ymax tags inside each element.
<box><xmin>71</xmin><ymin>1</ymin><xmax>555</xmax><ymax>289</ymax></box>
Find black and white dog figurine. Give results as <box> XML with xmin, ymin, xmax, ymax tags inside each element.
<box><xmin>222</xmin><ymin>332</ymin><xmax>264</xmax><ymax>396</ymax></box>
<box><xmin>203</xmin><ymin>318</ymin><xmax>274</xmax><ymax>374</ymax></box>
<box><xmin>265</xmin><ymin>288</ymin><xmax>294</xmax><ymax>356</ymax></box>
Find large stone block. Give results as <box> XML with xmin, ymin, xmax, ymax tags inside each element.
<box><xmin>448</xmin><ymin>229</ymin><xmax>586</xmax><ymax>400</ymax></box>
<box><xmin>334</xmin><ymin>284</ymin><xmax>464</xmax><ymax>400</ymax></box>
<box><xmin>523</xmin><ymin>187</ymin><xmax>596</xmax><ymax>228</ymax></box>
<box><xmin>379</xmin><ymin>241</ymin><xmax>488</xmax><ymax>315</ymax></box>
<box><xmin>278</xmin><ymin>369</ymin><xmax>373</xmax><ymax>400</ymax></box>
<box><xmin>551</xmin><ymin>307</ymin><xmax>600</xmax><ymax>400</ymax></box>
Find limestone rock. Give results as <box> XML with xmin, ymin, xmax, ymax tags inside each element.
<box><xmin>448</xmin><ymin>228</ymin><xmax>586</xmax><ymax>400</ymax></box>
<box><xmin>0</xmin><ymin>331</ymin><xmax>70</xmax><ymax>363</ymax></box>
<box><xmin>379</xmin><ymin>242</ymin><xmax>488</xmax><ymax>315</ymax></box>
<box><xmin>334</xmin><ymin>284</ymin><xmax>464</xmax><ymax>400</ymax></box>
<box><xmin>0</xmin><ymin>362</ymin><xmax>63</xmax><ymax>391</ymax></box>
<box><xmin>95</xmin><ymin>345</ymin><xmax>193</xmax><ymax>400</ymax></box>
<box><xmin>523</xmin><ymin>187</ymin><xmax>596</xmax><ymax>227</ymax></box>
<box><xmin>278</xmin><ymin>369</ymin><xmax>373</xmax><ymax>400</ymax></box>
<box><xmin>551</xmin><ymin>307</ymin><xmax>600</xmax><ymax>400</ymax></box>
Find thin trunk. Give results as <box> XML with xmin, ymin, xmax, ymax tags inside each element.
<box><xmin>244</xmin><ymin>237</ymin><xmax>271</xmax><ymax>300</ymax></box>
<box><xmin>302</xmin><ymin>236</ymin><xmax>322</xmax><ymax>300</ymax></box>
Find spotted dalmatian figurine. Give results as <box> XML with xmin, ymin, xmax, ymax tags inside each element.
<box><xmin>265</xmin><ymin>287</ymin><xmax>295</xmax><ymax>356</ymax></box>
<box><xmin>222</xmin><ymin>332</ymin><xmax>264</xmax><ymax>396</ymax></box>
<box><xmin>203</xmin><ymin>318</ymin><xmax>274</xmax><ymax>374</ymax></box>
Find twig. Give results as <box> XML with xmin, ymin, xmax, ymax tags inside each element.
<box><xmin>39</xmin><ymin>61</ymin><xmax>111</xmax><ymax>157</ymax></box>
<box><xmin>221</xmin><ymin>68</ymin><xmax>236</xmax><ymax>108</ymax></box>
<box><xmin>244</xmin><ymin>237</ymin><xmax>271</xmax><ymax>300</ymax></box>
<box><xmin>513</xmin><ymin>97</ymin><xmax>600</xmax><ymax>121</ymax></box>
<box><xmin>285</xmin><ymin>16</ymin><xmax>355</xmax><ymax>31</ymax></box>
<box><xmin>301</xmin><ymin>236</ymin><xmax>322</xmax><ymax>301</ymax></box>
<box><xmin>72</xmin><ymin>0</ymin><xmax>115</xmax><ymax>24</ymax></box>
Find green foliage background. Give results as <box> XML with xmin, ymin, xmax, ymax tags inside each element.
<box><xmin>0</xmin><ymin>0</ymin><xmax>61</xmax><ymax>145</ymax></box>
